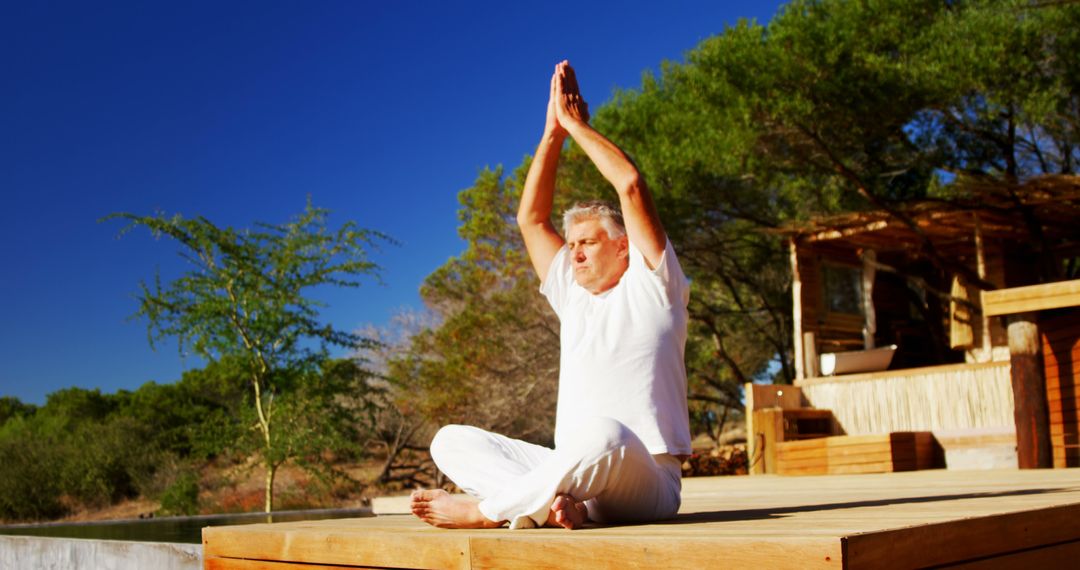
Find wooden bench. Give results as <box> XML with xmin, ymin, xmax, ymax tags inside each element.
<box><xmin>776</xmin><ymin>432</ymin><xmax>940</xmax><ymax>475</ymax></box>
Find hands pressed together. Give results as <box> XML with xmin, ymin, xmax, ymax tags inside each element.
<box><xmin>546</xmin><ymin>60</ymin><xmax>590</xmax><ymax>138</ymax></box>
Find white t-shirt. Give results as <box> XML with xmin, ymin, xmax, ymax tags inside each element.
<box><xmin>540</xmin><ymin>239</ymin><xmax>692</xmax><ymax>456</ymax></box>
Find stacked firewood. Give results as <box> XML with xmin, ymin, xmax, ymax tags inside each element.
<box><xmin>681</xmin><ymin>444</ymin><xmax>748</xmax><ymax>477</ymax></box>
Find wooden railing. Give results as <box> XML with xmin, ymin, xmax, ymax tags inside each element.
<box><xmin>795</xmin><ymin>361</ymin><xmax>1013</xmax><ymax>434</ymax></box>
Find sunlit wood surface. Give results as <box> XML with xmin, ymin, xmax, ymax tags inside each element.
<box><xmin>204</xmin><ymin>468</ymin><xmax>1080</xmax><ymax>569</ymax></box>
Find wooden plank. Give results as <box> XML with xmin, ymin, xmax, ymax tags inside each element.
<box><xmin>202</xmin><ymin>523</ymin><xmax>471</xmax><ymax>570</ymax></box>
<box><xmin>843</xmin><ymin>503</ymin><xmax>1080</xmax><ymax>569</ymax></box>
<box><xmin>943</xmin><ymin>538</ymin><xmax>1080</xmax><ymax>569</ymax></box>
<box><xmin>777</xmin><ymin>438</ymin><xmax>828</xmax><ymax>452</ymax></box>
<box><xmin>1041</xmin><ymin>367</ymin><xmax>1078</xmax><ymax>390</ymax></box>
<box><xmin>828</xmin><ymin>461</ymin><xmax>912</xmax><ymax>474</ymax></box>
<box><xmin>777</xmin><ymin>466</ymin><xmax>831</xmax><ymax>475</ymax></box>
<box><xmin>205</xmin><ymin>558</ymin><xmax>374</xmax><ymax>569</ymax></box>
<box><xmin>829</xmin><ymin>452</ymin><xmax>912</xmax><ymax>465</ymax></box>
<box><xmin>1043</xmin><ymin>389</ymin><xmax>1080</xmax><ymax>406</ymax></box>
<box><xmin>824</xmin><ymin>434</ymin><xmax>896</xmax><ymax>446</ymax></box>
<box><xmin>1047</xmin><ymin>408</ymin><xmax>1080</xmax><ymax>425</ymax></box>
<box><xmin>981</xmin><ymin>280</ymin><xmax>1080</xmax><ymax>317</ymax></box>
<box><xmin>774</xmin><ymin>452</ymin><xmax>829</xmax><ymax>463</ymax></box>
<box><xmin>1041</xmin><ymin>343</ymin><xmax>1080</xmax><ymax>366</ymax></box>
<box><xmin>469</xmin><ymin>536</ymin><xmax>843</xmax><ymax>570</ymax></box>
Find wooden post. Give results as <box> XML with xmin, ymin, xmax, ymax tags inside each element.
<box><xmin>790</xmin><ymin>240</ymin><xmax>804</xmax><ymax>381</ymax></box>
<box><xmin>975</xmin><ymin>215</ymin><xmax>992</xmax><ymax>360</ymax></box>
<box><xmin>803</xmin><ymin>332</ymin><xmax>819</xmax><ymax>379</ymax></box>
<box><xmin>745</xmin><ymin>382</ymin><xmax>757</xmax><ymax>474</ymax></box>
<box><xmin>1008</xmin><ymin>312</ymin><xmax>1052</xmax><ymax>468</ymax></box>
<box><xmin>861</xmin><ymin>249</ymin><xmax>877</xmax><ymax>349</ymax></box>
<box><xmin>752</xmin><ymin>409</ymin><xmax>784</xmax><ymax>474</ymax></box>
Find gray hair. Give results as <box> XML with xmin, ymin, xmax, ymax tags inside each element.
<box><xmin>562</xmin><ymin>200</ymin><xmax>626</xmax><ymax>239</ymax></box>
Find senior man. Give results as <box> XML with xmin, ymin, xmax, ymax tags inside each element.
<box><xmin>411</xmin><ymin>60</ymin><xmax>690</xmax><ymax>530</ymax></box>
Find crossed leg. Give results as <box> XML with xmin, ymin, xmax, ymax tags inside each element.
<box><xmin>409</xmin><ymin>489</ymin><xmax>587</xmax><ymax>530</ymax></box>
<box><xmin>409</xmin><ymin>489</ymin><xmax>503</xmax><ymax>529</ymax></box>
<box><xmin>411</xmin><ymin>419</ymin><xmax>679</xmax><ymax>530</ymax></box>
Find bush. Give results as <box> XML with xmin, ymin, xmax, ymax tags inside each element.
<box><xmin>158</xmin><ymin>472</ymin><xmax>200</xmax><ymax>516</ymax></box>
<box><xmin>0</xmin><ymin>422</ymin><xmax>66</xmax><ymax>521</ymax></box>
<box><xmin>56</xmin><ymin>418</ymin><xmax>158</xmax><ymax>507</ymax></box>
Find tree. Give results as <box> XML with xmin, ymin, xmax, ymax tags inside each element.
<box><xmin>399</xmin><ymin>165</ymin><xmax>563</xmax><ymax>445</ymax></box>
<box><xmin>105</xmin><ymin>202</ymin><xmax>386</xmax><ymax>512</ymax></box>
<box><xmin>0</xmin><ymin>396</ymin><xmax>37</xmax><ymax>426</ymax></box>
<box><xmin>354</xmin><ymin>311</ymin><xmax>442</xmax><ymax>489</ymax></box>
<box><xmin>355</xmin><ymin>0</ymin><xmax>1080</xmax><ymax>451</ymax></box>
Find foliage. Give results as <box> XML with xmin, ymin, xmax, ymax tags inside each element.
<box><xmin>0</xmin><ymin>391</ymin><xmax>158</xmax><ymax>521</ymax></box>
<box><xmin>387</xmin><ymin>165</ymin><xmax>565</xmax><ymax>446</ymax></box>
<box><xmin>158</xmin><ymin>471</ymin><xmax>201</xmax><ymax>516</ymax></box>
<box><xmin>0</xmin><ymin>355</ymin><xmax>367</xmax><ymax>522</ymax></box>
<box><xmin>104</xmin><ymin>201</ymin><xmax>386</xmax><ymax>511</ymax></box>
<box><xmin>0</xmin><ymin>419</ymin><xmax>65</xmax><ymax>521</ymax></box>
<box><xmin>0</xmin><ymin>396</ymin><xmax>37</xmax><ymax>425</ymax></box>
<box><xmin>389</xmin><ymin>0</ymin><xmax>1080</xmax><ymax>444</ymax></box>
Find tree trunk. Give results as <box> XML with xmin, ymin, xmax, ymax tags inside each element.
<box><xmin>265</xmin><ymin>461</ymin><xmax>277</xmax><ymax>513</ymax></box>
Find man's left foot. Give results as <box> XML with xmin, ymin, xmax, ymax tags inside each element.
<box><xmin>547</xmin><ymin>493</ymin><xmax>588</xmax><ymax>529</ymax></box>
<box><xmin>410</xmin><ymin>489</ymin><xmax>504</xmax><ymax>529</ymax></box>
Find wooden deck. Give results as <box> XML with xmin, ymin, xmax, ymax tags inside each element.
<box><xmin>203</xmin><ymin>469</ymin><xmax>1080</xmax><ymax>569</ymax></box>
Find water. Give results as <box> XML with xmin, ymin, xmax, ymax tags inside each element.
<box><xmin>0</xmin><ymin>507</ymin><xmax>373</xmax><ymax>544</ymax></box>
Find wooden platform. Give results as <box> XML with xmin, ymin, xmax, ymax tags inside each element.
<box><xmin>203</xmin><ymin>469</ymin><xmax>1080</xmax><ymax>569</ymax></box>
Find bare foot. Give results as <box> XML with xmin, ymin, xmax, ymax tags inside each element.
<box><xmin>546</xmin><ymin>493</ymin><xmax>588</xmax><ymax>529</ymax></box>
<box><xmin>410</xmin><ymin>489</ymin><xmax>504</xmax><ymax>529</ymax></box>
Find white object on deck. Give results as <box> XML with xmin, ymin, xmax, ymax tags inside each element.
<box><xmin>819</xmin><ymin>344</ymin><xmax>897</xmax><ymax>376</ymax></box>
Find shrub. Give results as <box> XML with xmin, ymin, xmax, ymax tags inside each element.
<box><xmin>158</xmin><ymin>472</ymin><xmax>200</xmax><ymax>516</ymax></box>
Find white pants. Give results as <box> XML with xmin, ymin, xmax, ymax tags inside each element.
<box><xmin>429</xmin><ymin>417</ymin><xmax>682</xmax><ymax>529</ymax></box>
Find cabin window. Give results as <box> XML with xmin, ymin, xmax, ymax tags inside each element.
<box><xmin>822</xmin><ymin>263</ymin><xmax>863</xmax><ymax>316</ymax></box>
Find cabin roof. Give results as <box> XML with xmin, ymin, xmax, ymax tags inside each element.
<box><xmin>774</xmin><ymin>175</ymin><xmax>1080</xmax><ymax>255</ymax></box>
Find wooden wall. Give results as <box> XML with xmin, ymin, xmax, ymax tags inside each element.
<box><xmin>1041</xmin><ymin>307</ymin><xmax>1080</xmax><ymax>468</ymax></box>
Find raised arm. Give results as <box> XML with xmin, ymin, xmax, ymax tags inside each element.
<box><xmin>516</xmin><ymin>67</ymin><xmax>569</xmax><ymax>282</ymax></box>
<box><xmin>555</xmin><ymin>62</ymin><xmax>667</xmax><ymax>269</ymax></box>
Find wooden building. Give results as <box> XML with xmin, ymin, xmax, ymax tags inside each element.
<box><xmin>749</xmin><ymin>175</ymin><xmax>1080</xmax><ymax>473</ymax></box>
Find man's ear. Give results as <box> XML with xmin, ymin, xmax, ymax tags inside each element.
<box><xmin>617</xmin><ymin>236</ymin><xmax>630</xmax><ymax>259</ymax></box>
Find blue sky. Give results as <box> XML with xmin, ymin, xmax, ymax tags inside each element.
<box><xmin>1</xmin><ymin>0</ymin><xmax>785</xmax><ymax>405</ymax></box>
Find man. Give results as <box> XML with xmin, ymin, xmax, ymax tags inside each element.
<box><xmin>411</xmin><ymin>60</ymin><xmax>691</xmax><ymax>530</ymax></box>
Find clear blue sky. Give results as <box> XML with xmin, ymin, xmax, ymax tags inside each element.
<box><xmin>1</xmin><ymin>0</ymin><xmax>785</xmax><ymax>405</ymax></box>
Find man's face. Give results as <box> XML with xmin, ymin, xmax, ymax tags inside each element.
<box><xmin>566</xmin><ymin>217</ymin><xmax>629</xmax><ymax>294</ymax></box>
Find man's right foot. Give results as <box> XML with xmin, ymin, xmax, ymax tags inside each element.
<box><xmin>410</xmin><ymin>489</ymin><xmax>504</xmax><ymax>529</ymax></box>
<box><xmin>547</xmin><ymin>493</ymin><xmax>588</xmax><ymax>529</ymax></box>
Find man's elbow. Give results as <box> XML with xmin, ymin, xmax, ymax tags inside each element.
<box><xmin>516</xmin><ymin>214</ymin><xmax>547</xmax><ymax>233</ymax></box>
<box><xmin>615</xmin><ymin>172</ymin><xmax>645</xmax><ymax>198</ymax></box>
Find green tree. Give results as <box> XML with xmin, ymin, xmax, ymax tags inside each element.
<box><xmin>388</xmin><ymin>165</ymin><xmax>564</xmax><ymax>445</ymax></box>
<box><xmin>105</xmin><ymin>202</ymin><xmax>386</xmax><ymax>512</ymax></box>
<box><xmin>406</xmin><ymin>0</ymin><xmax>1080</xmax><ymax>443</ymax></box>
<box><xmin>0</xmin><ymin>396</ymin><xmax>36</xmax><ymax>426</ymax></box>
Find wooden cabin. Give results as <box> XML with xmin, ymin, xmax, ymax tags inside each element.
<box><xmin>749</xmin><ymin>176</ymin><xmax>1080</xmax><ymax>473</ymax></box>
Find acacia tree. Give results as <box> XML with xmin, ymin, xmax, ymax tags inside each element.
<box><xmin>106</xmin><ymin>202</ymin><xmax>385</xmax><ymax>512</ymax></box>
